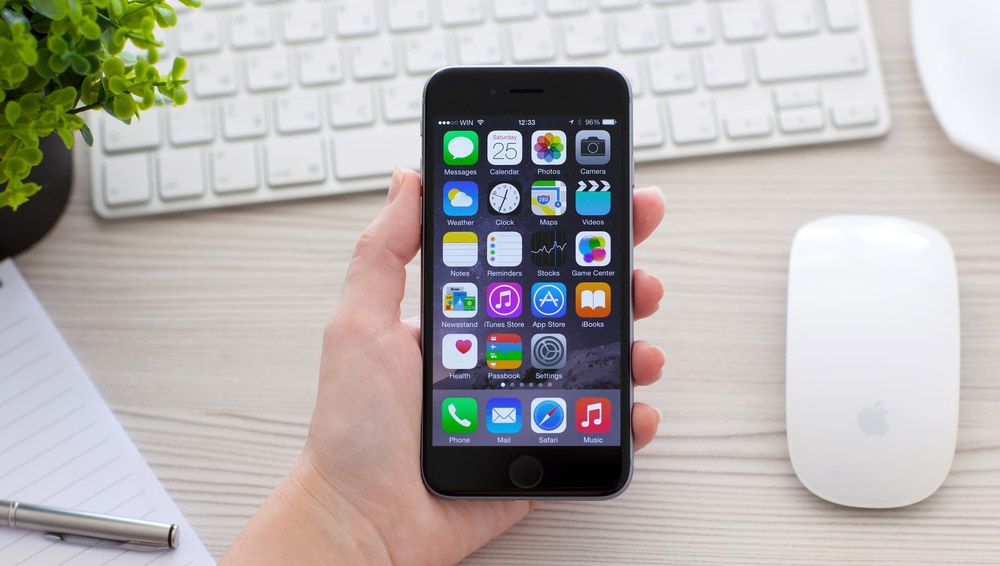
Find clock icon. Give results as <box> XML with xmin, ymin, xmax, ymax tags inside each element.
<box><xmin>488</xmin><ymin>181</ymin><xmax>522</xmax><ymax>215</ymax></box>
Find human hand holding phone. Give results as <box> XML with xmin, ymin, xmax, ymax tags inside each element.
<box><xmin>221</xmin><ymin>170</ymin><xmax>665</xmax><ymax>565</ymax></box>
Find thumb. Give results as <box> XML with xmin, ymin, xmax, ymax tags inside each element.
<box><xmin>336</xmin><ymin>169</ymin><xmax>422</xmax><ymax>327</ymax></box>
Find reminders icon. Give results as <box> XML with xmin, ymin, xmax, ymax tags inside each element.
<box><xmin>443</xmin><ymin>232</ymin><xmax>478</xmax><ymax>267</ymax></box>
<box><xmin>487</xmin><ymin>231</ymin><xmax>522</xmax><ymax>267</ymax></box>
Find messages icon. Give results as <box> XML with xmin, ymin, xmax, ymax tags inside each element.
<box><xmin>443</xmin><ymin>130</ymin><xmax>478</xmax><ymax>165</ymax></box>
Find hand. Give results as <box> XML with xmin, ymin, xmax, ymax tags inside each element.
<box><xmin>222</xmin><ymin>170</ymin><xmax>666</xmax><ymax>565</ymax></box>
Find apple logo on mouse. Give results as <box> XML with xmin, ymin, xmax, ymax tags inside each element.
<box><xmin>857</xmin><ymin>400</ymin><xmax>889</xmax><ymax>436</ymax></box>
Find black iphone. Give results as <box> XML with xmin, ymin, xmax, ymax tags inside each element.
<box><xmin>421</xmin><ymin>67</ymin><xmax>633</xmax><ymax>498</ymax></box>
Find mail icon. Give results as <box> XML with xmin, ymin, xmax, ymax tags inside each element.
<box><xmin>486</xmin><ymin>398</ymin><xmax>522</xmax><ymax>434</ymax></box>
<box><xmin>492</xmin><ymin>407</ymin><xmax>517</xmax><ymax>424</ymax></box>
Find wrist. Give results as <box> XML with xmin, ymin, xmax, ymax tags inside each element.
<box><xmin>222</xmin><ymin>449</ymin><xmax>391</xmax><ymax>565</ymax></box>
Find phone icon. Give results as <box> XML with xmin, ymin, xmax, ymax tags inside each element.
<box><xmin>442</xmin><ymin>397</ymin><xmax>477</xmax><ymax>433</ymax></box>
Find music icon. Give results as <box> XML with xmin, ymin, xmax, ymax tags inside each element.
<box><xmin>575</xmin><ymin>397</ymin><xmax>611</xmax><ymax>434</ymax></box>
<box><xmin>486</xmin><ymin>282</ymin><xmax>522</xmax><ymax>318</ymax></box>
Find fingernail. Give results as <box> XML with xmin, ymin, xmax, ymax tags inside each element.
<box><xmin>387</xmin><ymin>169</ymin><xmax>403</xmax><ymax>202</ymax></box>
<box><xmin>655</xmin><ymin>186</ymin><xmax>665</xmax><ymax>202</ymax></box>
<box><xmin>655</xmin><ymin>407</ymin><xmax>663</xmax><ymax>423</ymax></box>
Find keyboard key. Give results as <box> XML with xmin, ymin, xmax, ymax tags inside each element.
<box><xmin>667</xmin><ymin>95</ymin><xmax>718</xmax><ymax>144</ymax></box>
<box><xmin>824</xmin><ymin>0</ymin><xmax>859</xmax><ymax>31</ymax></box>
<box><xmin>282</xmin><ymin>4</ymin><xmax>325</xmax><ymax>43</ymax></box>
<box><xmin>494</xmin><ymin>0</ymin><xmax>536</xmax><ymax>20</ymax></box>
<box><xmin>299</xmin><ymin>44</ymin><xmax>344</xmax><ymax>86</ymax></box>
<box><xmin>724</xmin><ymin>110</ymin><xmax>773</xmax><ymax>138</ymax></box>
<box><xmin>778</xmin><ymin>106</ymin><xmax>824</xmax><ymax>132</ymax></box>
<box><xmin>773</xmin><ymin>0</ymin><xmax>819</xmax><ymax>36</ymax></box>
<box><xmin>329</xmin><ymin>86</ymin><xmax>375</xmax><ymax>128</ymax></box>
<box><xmin>230</xmin><ymin>10</ymin><xmax>272</xmax><ymax>49</ymax></box>
<box><xmin>600</xmin><ymin>0</ymin><xmax>640</xmax><ymax>9</ymax></box>
<box><xmin>668</xmin><ymin>5</ymin><xmax>714</xmax><ymax>47</ymax></box>
<box><xmin>266</xmin><ymin>136</ymin><xmax>326</xmax><ymax>187</ymax></box>
<box><xmin>102</xmin><ymin>111</ymin><xmax>161</xmax><ymax>153</ymax></box>
<box><xmin>511</xmin><ymin>21</ymin><xmax>557</xmax><ymax>62</ymax></box>
<box><xmin>212</xmin><ymin>144</ymin><xmax>259</xmax><ymax>193</ymax></box>
<box><xmin>563</xmin><ymin>16</ymin><xmax>609</xmax><ymax>58</ymax></box>
<box><xmin>169</xmin><ymin>105</ymin><xmax>215</xmax><ymax>146</ymax></box>
<box><xmin>754</xmin><ymin>36</ymin><xmax>866</xmax><ymax>82</ymax></box>
<box><xmin>701</xmin><ymin>47</ymin><xmax>748</xmax><ymax>88</ymax></box>
<box><xmin>440</xmin><ymin>0</ymin><xmax>484</xmax><ymax>26</ymax></box>
<box><xmin>387</xmin><ymin>0</ymin><xmax>430</xmax><ymax>31</ymax></box>
<box><xmin>456</xmin><ymin>29</ymin><xmax>503</xmax><ymax>64</ymax></box>
<box><xmin>616</xmin><ymin>14</ymin><xmax>660</xmax><ymax>52</ymax></box>
<box><xmin>192</xmin><ymin>56</ymin><xmax>238</xmax><ymax>98</ymax></box>
<box><xmin>830</xmin><ymin>102</ymin><xmax>878</xmax><ymax>127</ymax></box>
<box><xmin>203</xmin><ymin>0</ymin><xmax>244</xmax><ymax>9</ymax></box>
<box><xmin>633</xmin><ymin>98</ymin><xmax>664</xmax><ymax>148</ymax></box>
<box><xmin>547</xmin><ymin>0</ymin><xmax>589</xmax><ymax>15</ymax></box>
<box><xmin>223</xmin><ymin>99</ymin><xmax>268</xmax><ymax>140</ymax></box>
<box><xmin>275</xmin><ymin>94</ymin><xmax>321</xmax><ymax>134</ymax></box>
<box><xmin>404</xmin><ymin>34</ymin><xmax>448</xmax><ymax>74</ymax></box>
<box><xmin>350</xmin><ymin>39</ymin><xmax>395</xmax><ymax>80</ymax></box>
<box><xmin>158</xmin><ymin>149</ymin><xmax>206</xmax><ymax>200</ymax></box>
<box><xmin>382</xmin><ymin>79</ymin><xmax>423</xmax><ymax>122</ymax></box>
<box><xmin>648</xmin><ymin>53</ymin><xmax>695</xmax><ymax>93</ymax></box>
<box><xmin>178</xmin><ymin>15</ymin><xmax>221</xmax><ymax>55</ymax></box>
<box><xmin>331</xmin><ymin>124</ymin><xmax>419</xmax><ymax>180</ymax></box>
<box><xmin>332</xmin><ymin>0</ymin><xmax>377</xmax><ymax>37</ymax></box>
<box><xmin>720</xmin><ymin>0</ymin><xmax>766</xmax><ymax>41</ymax></box>
<box><xmin>773</xmin><ymin>83</ymin><xmax>820</xmax><ymax>108</ymax></box>
<box><xmin>104</xmin><ymin>155</ymin><xmax>152</xmax><ymax>206</ymax></box>
<box><xmin>246</xmin><ymin>52</ymin><xmax>290</xmax><ymax>91</ymax></box>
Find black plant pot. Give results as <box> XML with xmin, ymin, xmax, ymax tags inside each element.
<box><xmin>0</xmin><ymin>135</ymin><xmax>73</xmax><ymax>259</ymax></box>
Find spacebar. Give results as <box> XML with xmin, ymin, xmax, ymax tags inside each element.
<box><xmin>331</xmin><ymin>124</ymin><xmax>421</xmax><ymax>180</ymax></box>
<box><xmin>754</xmin><ymin>36</ymin><xmax>867</xmax><ymax>83</ymax></box>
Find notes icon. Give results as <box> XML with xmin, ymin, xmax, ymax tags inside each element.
<box><xmin>443</xmin><ymin>231</ymin><xmax>478</xmax><ymax>267</ymax></box>
<box><xmin>575</xmin><ymin>397</ymin><xmax>612</xmax><ymax>433</ymax></box>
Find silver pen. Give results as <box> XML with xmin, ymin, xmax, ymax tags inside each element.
<box><xmin>2</xmin><ymin>499</ymin><xmax>178</xmax><ymax>551</ymax></box>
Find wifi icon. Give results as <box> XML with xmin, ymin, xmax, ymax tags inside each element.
<box><xmin>477</xmin><ymin>119</ymin><xmax>485</xmax><ymax>126</ymax></box>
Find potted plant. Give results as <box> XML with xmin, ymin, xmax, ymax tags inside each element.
<box><xmin>0</xmin><ymin>0</ymin><xmax>197</xmax><ymax>258</ymax></box>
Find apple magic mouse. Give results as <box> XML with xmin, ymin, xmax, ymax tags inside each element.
<box><xmin>786</xmin><ymin>215</ymin><xmax>960</xmax><ymax>508</ymax></box>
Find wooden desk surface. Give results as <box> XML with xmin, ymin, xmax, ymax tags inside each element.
<box><xmin>15</xmin><ymin>1</ymin><xmax>1000</xmax><ymax>562</ymax></box>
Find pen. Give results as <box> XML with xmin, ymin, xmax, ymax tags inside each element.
<box><xmin>2</xmin><ymin>499</ymin><xmax>177</xmax><ymax>551</ymax></box>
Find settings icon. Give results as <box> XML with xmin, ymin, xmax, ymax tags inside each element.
<box><xmin>531</xmin><ymin>334</ymin><xmax>567</xmax><ymax>369</ymax></box>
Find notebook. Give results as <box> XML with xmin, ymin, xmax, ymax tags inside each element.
<box><xmin>0</xmin><ymin>259</ymin><xmax>214</xmax><ymax>565</ymax></box>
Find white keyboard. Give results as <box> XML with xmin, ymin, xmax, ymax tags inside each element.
<box><xmin>90</xmin><ymin>0</ymin><xmax>890</xmax><ymax>219</ymax></box>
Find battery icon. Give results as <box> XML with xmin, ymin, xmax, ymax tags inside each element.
<box><xmin>601</xmin><ymin>119</ymin><xmax>616</xmax><ymax>125</ymax></box>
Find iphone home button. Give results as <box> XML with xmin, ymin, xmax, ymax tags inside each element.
<box><xmin>508</xmin><ymin>455</ymin><xmax>543</xmax><ymax>489</ymax></box>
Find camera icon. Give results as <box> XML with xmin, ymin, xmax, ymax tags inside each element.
<box><xmin>575</xmin><ymin>130</ymin><xmax>611</xmax><ymax>165</ymax></box>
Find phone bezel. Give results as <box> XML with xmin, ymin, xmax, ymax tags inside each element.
<box><xmin>420</xmin><ymin>67</ymin><xmax>634</xmax><ymax>498</ymax></box>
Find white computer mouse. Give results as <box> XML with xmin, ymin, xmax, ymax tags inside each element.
<box><xmin>786</xmin><ymin>216</ymin><xmax>960</xmax><ymax>509</ymax></box>
<box><xmin>911</xmin><ymin>0</ymin><xmax>1000</xmax><ymax>164</ymax></box>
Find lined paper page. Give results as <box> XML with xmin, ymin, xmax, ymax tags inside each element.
<box><xmin>0</xmin><ymin>260</ymin><xmax>213</xmax><ymax>565</ymax></box>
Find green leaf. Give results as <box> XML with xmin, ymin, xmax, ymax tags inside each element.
<box><xmin>153</xmin><ymin>4</ymin><xmax>176</xmax><ymax>26</ymax></box>
<box><xmin>55</xmin><ymin>127</ymin><xmax>73</xmax><ymax>147</ymax></box>
<box><xmin>3</xmin><ymin>156</ymin><xmax>28</xmax><ymax>178</ymax></box>
<box><xmin>170</xmin><ymin>57</ymin><xmax>186</xmax><ymax>80</ymax></box>
<box><xmin>108</xmin><ymin>75</ymin><xmax>128</xmax><ymax>95</ymax></box>
<box><xmin>112</xmin><ymin>93</ymin><xmax>135</xmax><ymax>119</ymax></box>
<box><xmin>79</xmin><ymin>122</ymin><xmax>93</xmax><ymax>146</ymax></box>
<box><xmin>18</xmin><ymin>147</ymin><xmax>43</xmax><ymax>166</ymax></box>
<box><xmin>28</xmin><ymin>0</ymin><xmax>67</xmax><ymax>20</ymax></box>
<box><xmin>4</xmin><ymin>100</ymin><xmax>21</xmax><ymax>124</ymax></box>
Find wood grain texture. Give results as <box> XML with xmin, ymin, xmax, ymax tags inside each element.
<box><xmin>13</xmin><ymin>1</ymin><xmax>1000</xmax><ymax>562</ymax></box>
